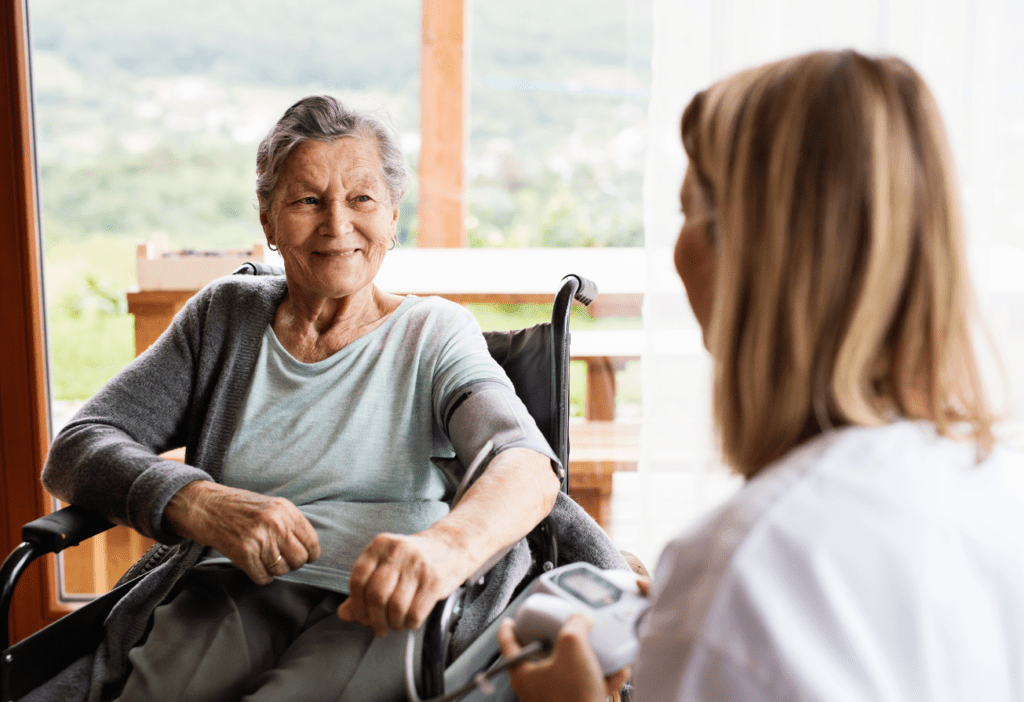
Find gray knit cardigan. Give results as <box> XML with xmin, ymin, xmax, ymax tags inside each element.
<box><xmin>33</xmin><ymin>275</ymin><xmax>626</xmax><ymax>702</ymax></box>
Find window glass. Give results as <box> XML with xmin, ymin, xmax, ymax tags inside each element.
<box><xmin>469</xmin><ymin>0</ymin><xmax>652</xmax><ymax>248</ymax></box>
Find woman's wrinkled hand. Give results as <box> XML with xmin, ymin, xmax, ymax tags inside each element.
<box><xmin>336</xmin><ymin>532</ymin><xmax>465</xmax><ymax>637</ymax></box>
<box><xmin>164</xmin><ymin>480</ymin><xmax>320</xmax><ymax>585</ymax></box>
<box><xmin>496</xmin><ymin>614</ymin><xmax>630</xmax><ymax>702</ymax></box>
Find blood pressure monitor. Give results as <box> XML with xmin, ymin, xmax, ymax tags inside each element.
<box><xmin>512</xmin><ymin>561</ymin><xmax>650</xmax><ymax>675</ymax></box>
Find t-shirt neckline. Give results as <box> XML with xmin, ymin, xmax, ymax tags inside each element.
<box><xmin>265</xmin><ymin>295</ymin><xmax>419</xmax><ymax>370</ymax></box>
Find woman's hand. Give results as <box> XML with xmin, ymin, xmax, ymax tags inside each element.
<box><xmin>164</xmin><ymin>480</ymin><xmax>320</xmax><ymax>585</ymax></box>
<box><xmin>336</xmin><ymin>531</ymin><xmax>465</xmax><ymax>637</ymax></box>
<box><xmin>338</xmin><ymin>448</ymin><xmax>559</xmax><ymax>637</ymax></box>
<box><xmin>497</xmin><ymin>614</ymin><xmax>630</xmax><ymax>702</ymax></box>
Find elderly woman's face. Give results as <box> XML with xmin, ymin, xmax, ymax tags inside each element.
<box><xmin>674</xmin><ymin>165</ymin><xmax>717</xmax><ymax>347</ymax></box>
<box><xmin>261</xmin><ymin>137</ymin><xmax>398</xmax><ymax>302</ymax></box>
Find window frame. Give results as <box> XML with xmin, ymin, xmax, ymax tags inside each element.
<box><xmin>0</xmin><ymin>0</ymin><xmax>72</xmax><ymax>643</ymax></box>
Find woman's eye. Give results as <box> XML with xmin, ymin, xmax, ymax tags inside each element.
<box><xmin>354</xmin><ymin>195</ymin><xmax>372</xmax><ymax>203</ymax></box>
<box><xmin>299</xmin><ymin>196</ymin><xmax>319</xmax><ymax>205</ymax></box>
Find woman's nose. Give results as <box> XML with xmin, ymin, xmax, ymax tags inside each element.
<box><xmin>320</xmin><ymin>201</ymin><xmax>353</xmax><ymax>237</ymax></box>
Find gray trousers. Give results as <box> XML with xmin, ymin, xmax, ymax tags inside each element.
<box><xmin>113</xmin><ymin>565</ymin><xmax>410</xmax><ymax>702</ymax></box>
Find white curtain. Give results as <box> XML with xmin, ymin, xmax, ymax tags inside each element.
<box><xmin>622</xmin><ymin>0</ymin><xmax>1024</xmax><ymax>569</ymax></box>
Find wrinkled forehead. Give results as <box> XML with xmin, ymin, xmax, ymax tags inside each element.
<box><xmin>280</xmin><ymin>137</ymin><xmax>387</xmax><ymax>190</ymax></box>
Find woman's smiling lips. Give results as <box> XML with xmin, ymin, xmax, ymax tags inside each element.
<box><xmin>312</xmin><ymin>248</ymin><xmax>360</xmax><ymax>258</ymax></box>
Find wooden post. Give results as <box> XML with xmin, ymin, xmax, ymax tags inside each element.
<box><xmin>419</xmin><ymin>0</ymin><xmax>467</xmax><ymax>247</ymax></box>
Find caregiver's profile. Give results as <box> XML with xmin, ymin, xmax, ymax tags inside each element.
<box><xmin>499</xmin><ymin>49</ymin><xmax>1024</xmax><ymax>702</ymax></box>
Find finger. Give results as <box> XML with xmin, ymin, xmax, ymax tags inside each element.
<box><xmin>236</xmin><ymin>541</ymin><xmax>275</xmax><ymax>586</ymax></box>
<box><xmin>293</xmin><ymin>514</ymin><xmax>321</xmax><ymax>562</ymax></box>
<box><xmin>263</xmin><ymin>550</ymin><xmax>288</xmax><ymax>577</ymax></box>
<box><xmin>386</xmin><ymin>571</ymin><xmax>419</xmax><ymax>632</ymax></box>
<box><xmin>404</xmin><ymin>574</ymin><xmax>444</xmax><ymax>630</ymax></box>
<box><xmin>276</xmin><ymin>530</ymin><xmax>311</xmax><ymax>571</ymax></box>
<box><xmin>267</xmin><ymin>499</ymin><xmax>319</xmax><ymax>565</ymax></box>
<box><xmin>346</xmin><ymin>534</ymin><xmax>398</xmax><ymax>626</ymax></box>
<box><xmin>497</xmin><ymin>618</ymin><xmax>523</xmax><ymax>660</ymax></box>
<box><xmin>605</xmin><ymin>667</ymin><xmax>631</xmax><ymax>696</ymax></box>
<box><xmin>557</xmin><ymin>613</ymin><xmax>595</xmax><ymax>644</ymax></box>
<box><xmin>241</xmin><ymin>556</ymin><xmax>275</xmax><ymax>586</ymax></box>
<box><xmin>345</xmin><ymin>554</ymin><xmax>377</xmax><ymax>625</ymax></box>
<box><xmin>551</xmin><ymin>614</ymin><xmax>599</xmax><ymax>669</ymax></box>
<box><xmin>337</xmin><ymin>598</ymin><xmax>355</xmax><ymax>621</ymax></box>
<box><xmin>364</xmin><ymin>565</ymin><xmax>402</xmax><ymax>636</ymax></box>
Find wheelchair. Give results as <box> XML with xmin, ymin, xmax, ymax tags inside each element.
<box><xmin>0</xmin><ymin>271</ymin><xmax>632</xmax><ymax>701</ymax></box>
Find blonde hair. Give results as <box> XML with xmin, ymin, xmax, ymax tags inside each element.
<box><xmin>681</xmin><ymin>50</ymin><xmax>994</xmax><ymax>476</ymax></box>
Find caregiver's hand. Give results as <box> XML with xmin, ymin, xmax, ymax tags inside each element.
<box><xmin>497</xmin><ymin>613</ymin><xmax>631</xmax><ymax>702</ymax></box>
<box><xmin>164</xmin><ymin>480</ymin><xmax>320</xmax><ymax>585</ymax></box>
<box><xmin>337</xmin><ymin>531</ymin><xmax>467</xmax><ymax>637</ymax></box>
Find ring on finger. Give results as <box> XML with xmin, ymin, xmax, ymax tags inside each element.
<box><xmin>266</xmin><ymin>554</ymin><xmax>284</xmax><ymax>569</ymax></box>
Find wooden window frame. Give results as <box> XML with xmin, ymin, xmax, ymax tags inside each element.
<box><xmin>0</xmin><ymin>0</ymin><xmax>71</xmax><ymax>643</ymax></box>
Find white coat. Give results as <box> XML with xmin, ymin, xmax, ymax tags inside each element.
<box><xmin>634</xmin><ymin>421</ymin><xmax>1024</xmax><ymax>702</ymax></box>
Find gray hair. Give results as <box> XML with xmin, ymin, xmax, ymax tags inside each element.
<box><xmin>256</xmin><ymin>95</ymin><xmax>409</xmax><ymax>213</ymax></box>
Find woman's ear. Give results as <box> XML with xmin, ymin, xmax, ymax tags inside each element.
<box><xmin>260</xmin><ymin>210</ymin><xmax>275</xmax><ymax>245</ymax></box>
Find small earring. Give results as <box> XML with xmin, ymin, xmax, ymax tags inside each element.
<box><xmin>267</xmin><ymin>242</ymin><xmax>278</xmax><ymax>252</ymax></box>
<box><xmin>388</xmin><ymin>238</ymin><xmax>397</xmax><ymax>251</ymax></box>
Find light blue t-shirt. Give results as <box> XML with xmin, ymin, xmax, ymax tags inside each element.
<box><xmin>202</xmin><ymin>296</ymin><xmax>511</xmax><ymax>593</ymax></box>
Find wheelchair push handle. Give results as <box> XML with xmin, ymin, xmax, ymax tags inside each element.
<box><xmin>563</xmin><ymin>273</ymin><xmax>598</xmax><ymax>307</ymax></box>
<box><xmin>232</xmin><ymin>261</ymin><xmax>285</xmax><ymax>276</ymax></box>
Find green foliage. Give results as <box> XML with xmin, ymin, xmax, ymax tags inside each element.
<box><xmin>49</xmin><ymin>313</ymin><xmax>135</xmax><ymax>400</ymax></box>
<box><xmin>29</xmin><ymin>0</ymin><xmax>422</xmax><ymax>93</ymax></box>
<box><xmin>59</xmin><ymin>275</ymin><xmax>127</xmax><ymax>319</ymax></box>
<box><xmin>39</xmin><ymin>143</ymin><xmax>257</xmax><ymax>244</ymax></box>
<box><xmin>44</xmin><ymin>235</ymin><xmax>137</xmax><ymax>399</ymax></box>
<box><xmin>467</xmin><ymin>165</ymin><xmax>644</xmax><ymax>248</ymax></box>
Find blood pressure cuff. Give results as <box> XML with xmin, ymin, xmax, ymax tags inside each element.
<box><xmin>438</xmin><ymin>380</ymin><xmax>564</xmax><ymax>493</ymax></box>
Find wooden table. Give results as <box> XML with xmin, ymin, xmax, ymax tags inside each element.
<box><xmin>567</xmin><ymin>420</ymin><xmax>639</xmax><ymax>528</ymax></box>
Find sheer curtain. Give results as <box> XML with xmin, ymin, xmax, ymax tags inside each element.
<box><xmin>620</xmin><ymin>0</ymin><xmax>1024</xmax><ymax>569</ymax></box>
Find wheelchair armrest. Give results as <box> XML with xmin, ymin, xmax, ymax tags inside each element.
<box><xmin>22</xmin><ymin>505</ymin><xmax>114</xmax><ymax>555</ymax></box>
<box><xmin>0</xmin><ymin>507</ymin><xmax>115</xmax><ymax>650</ymax></box>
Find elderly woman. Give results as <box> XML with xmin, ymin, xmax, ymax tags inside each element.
<box><xmin>499</xmin><ymin>50</ymin><xmax>1024</xmax><ymax>701</ymax></box>
<box><xmin>36</xmin><ymin>96</ymin><xmax>596</xmax><ymax>702</ymax></box>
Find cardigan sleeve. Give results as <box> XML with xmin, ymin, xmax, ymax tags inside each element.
<box><xmin>42</xmin><ymin>288</ymin><xmax>217</xmax><ymax>543</ymax></box>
